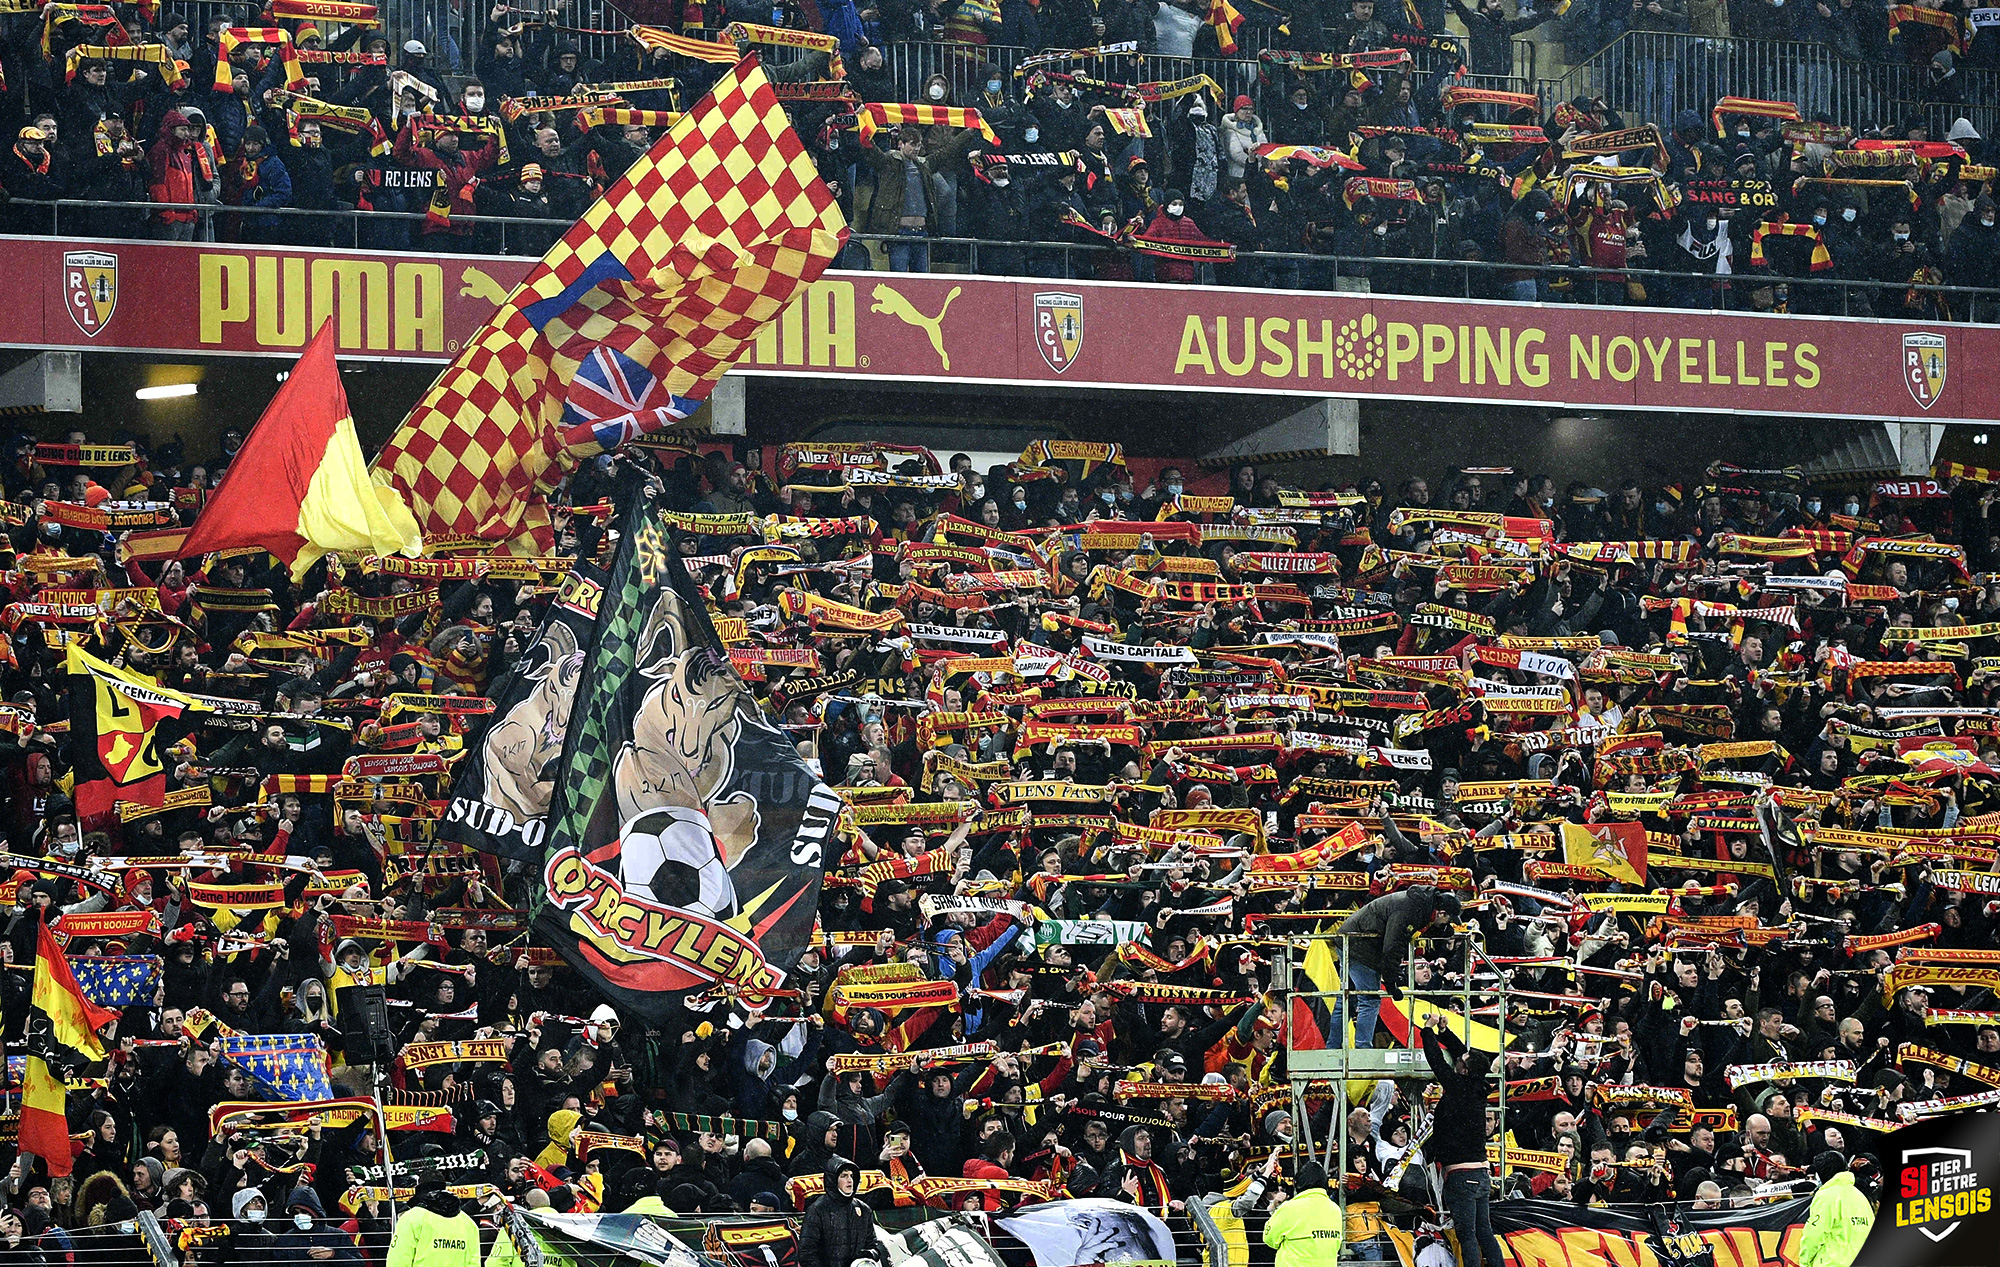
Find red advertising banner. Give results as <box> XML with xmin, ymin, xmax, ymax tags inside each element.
<box><xmin>16</xmin><ymin>236</ymin><xmax>1994</xmax><ymax>422</ymax></box>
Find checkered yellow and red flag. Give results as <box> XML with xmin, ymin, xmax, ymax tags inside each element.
<box><xmin>371</xmin><ymin>54</ymin><xmax>847</xmax><ymax>553</ymax></box>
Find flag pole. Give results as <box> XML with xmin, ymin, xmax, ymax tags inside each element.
<box><xmin>373</xmin><ymin>1061</ymin><xmax>397</xmax><ymax>1226</ymax></box>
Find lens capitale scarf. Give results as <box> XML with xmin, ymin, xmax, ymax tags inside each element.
<box><xmin>1112</xmin><ymin>1077</ymin><xmax>1246</xmax><ymax>1100</ymax></box>
<box><xmin>1748</xmin><ymin>222</ymin><xmax>1833</xmax><ymax>272</ymax></box>
<box><xmin>216</xmin><ymin>28</ymin><xmax>305</xmax><ymax>92</ymax></box>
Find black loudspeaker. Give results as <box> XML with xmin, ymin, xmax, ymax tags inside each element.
<box><xmin>337</xmin><ymin>984</ymin><xmax>394</xmax><ymax>1063</ymax></box>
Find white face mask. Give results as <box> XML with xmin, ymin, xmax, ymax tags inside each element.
<box><xmin>465</xmin><ymin>94</ymin><xmax>484</xmax><ymax>111</ymax></box>
<box><xmin>782</xmin><ymin>1107</ymin><xmax>799</xmax><ymax>1121</ymax></box>
<box><xmin>1893</xmin><ymin>232</ymin><xmax>1910</xmax><ymax>242</ymax></box>
<box><xmin>927</xmin><ymin>84</ymin><xmax>946</xmax><ymax>101</ymax></box>
<box><xmin>1842</xmin><ymin>207</ymin><xmax>1857</xmax><ymax>221</ymax></box>
<box><xmin>1167</xmin><ymin>202</ymin><xmax>1184</xmax><ymax>216</ymax></box>
<box><xmin>1534</xmin><ymin>210</ymin><xmax>1546</xmax><ymax>221</ymax></box>
<box><xmin>245</xmin><ymin>1210</ymin><xmax>267</xmax><ymax>1225</ymax></box>
<box><xmin>294</xmin><ymin>1214</ymin><xmax>314</xmax><ymax>1230</ymax></box>
<box><xmin>991</xmin><ymin>176</ymin><xmax>1010</xmax><ymax>187</ymax></box>
<box><xmin>1165</xmin><ymin>482</ymin><xmax>1183</xmax><ymax>496</ymax></box>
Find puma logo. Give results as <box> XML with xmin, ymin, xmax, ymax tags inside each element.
<box><xmin>870</xmin><ymin>284</ymin><xmax>960</xmax><ymax>370</ymax></box>
<box><xmin>459</xmin><ymin>265</ymin><xmax>509</xmax><ymax>305</ymax></box>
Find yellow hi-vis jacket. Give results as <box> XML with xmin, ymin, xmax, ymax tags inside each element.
<box><xmin>1263</xmin><ymin>1187</ymin><xmax>1346</xmax><ymax>1267</ymax></box>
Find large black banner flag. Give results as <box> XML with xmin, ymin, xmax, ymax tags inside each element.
<box><xmin>531</xmin><ymin>489</ymin><xmax>842</xmax><ymax>1021</ymax></box>
<box><xmin>442</xmin><ymin>562</ymin><xmax>605</xmax><ymax>861</ymax></box>
<box><xmin>1857</xmin><ymin>1111</ymin><xmax>2000</xmax><ymax>1267</ymax></box>
<box><xmin>1387</xmin><ymin>1195</ymin><xmax>1812</xmax><ymax>1267</ymax></box>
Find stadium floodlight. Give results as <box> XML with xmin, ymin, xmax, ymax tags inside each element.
<box><xmin>135</xmin><ymin>383</ymin><xmax>198</xmax><ymax>400</ymax></box>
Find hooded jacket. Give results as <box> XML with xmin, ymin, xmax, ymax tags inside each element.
<box><xmin>1798</xmin><ymin>1170</ymin><xmax>1872</xmax><ymax>1267</ymax></box>
<box><xmin>798</xmin><ymin>1157</ymin><xmax>877</xmax><ymax>1267</ymax></box>
<box><xmin>535</xmin><ymin>1108</ymin><xmax>581</xmax><ymax>1171</ymax></box>
<box><xmin>1104</xmin><ymin>1124</ymin><xmax>1173</xmax><ymax>1213</ymax></box>
<box><xmin>1335</xmin><ymin>885</ymin><xmax>1448</xmax><ymax>983</ymax></box>
<box><xmin>266</xmin><ymin>1187</ymin><xmax>361</xmax><ymax>1263</ymax></box>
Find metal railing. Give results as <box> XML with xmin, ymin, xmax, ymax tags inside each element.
<box><xmin>1280</xmin><ymin>929</ymin><xmax>1512</xmax><ymax>1235</ymax></box>
<box><xmin>20</xmin><ymin>200</ymin><xmax>2000</xmax><ymax>320</ymax></box>
<box><xmin>1543</xmin><ymin>30</ymin><xmax>2000</xmax><ymax>140</ymax></box>
<box><xmin>881</xmin><ymin>38</ymin><xmax>1540</xmax><ymax>105</ymax></box>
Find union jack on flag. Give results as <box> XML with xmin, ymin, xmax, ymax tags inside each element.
<box><xmin>370</xmin><ymin>56</ymin><xmax>847</xmax><ymax>553</ymax></box>
<box><xmin>560</xmin><ymin>345</ymin><xmax>700</xmax><ymax>451</ymax></box>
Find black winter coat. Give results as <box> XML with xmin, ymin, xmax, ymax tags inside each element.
<box><xmin>798</xmin><ymin>1158</ymin><xmax>877</xmax><ymax>1267</ymax></box>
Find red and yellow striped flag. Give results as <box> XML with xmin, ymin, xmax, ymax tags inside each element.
<box><xmin>22</xmin><ymin>919</ymin><xmax>119</xmax><ymax>1175</ymax></box>
<box><xmin>371</xmin><ymin>55</ymin><xmax>847</xmax><ymax>554</ymax></box>
<box><xmin>176</xmin><ymin>320</ymin><xmax>421</xmax><ymax>579</ymax></box>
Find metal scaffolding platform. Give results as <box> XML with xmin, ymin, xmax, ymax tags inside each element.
<box><xmin>1275</xmin><ymin>929</ymin><xmax>1514</xmax><ymax>1226</ymax></box>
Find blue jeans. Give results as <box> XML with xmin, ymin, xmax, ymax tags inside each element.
<box><xmin>1443</xmin><ymin>1168</ymin><xmax>1504</xmax><ymax>1267</ymax></box>
<box><xmin>1332</xmin><ymin>958</ymin><xmax>1381</xmax><ymax>1047</ymax></box>
<box><xmin>888</xmin><ymin>228</ymin><xmax>930</xmax><ymax>273</ymax></box>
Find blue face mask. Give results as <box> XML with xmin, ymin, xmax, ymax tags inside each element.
<box><xmin>988</xmin><ymin>79</ymin><xmax>1002</xmax><ymax>93</ymax></box>
<box><xmin>1024</xmin><ymin>127</ymin><xmax>1039</xmax><ymax>143</ymax></box>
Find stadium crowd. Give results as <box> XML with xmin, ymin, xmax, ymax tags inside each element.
<box><xmin>0</xmin><ymin>0</ymin><xmax>1997</xmax><ymax>312</ymax></box>
<box><xmin>0</xmin><ymin>427</ymin><xmax>1993</xmax><ymax>1265</ymax></box>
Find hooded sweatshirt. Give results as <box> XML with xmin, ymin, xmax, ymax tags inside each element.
<box><xmin>535</xmin><ymin>1108</ymin><xmax>581</xmax><ymax>1171</ymax></box>
<box><xmin>268</xmin><ymin>1187</ymin><xmax>361</xmax><ymax>1263</ymax></box>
